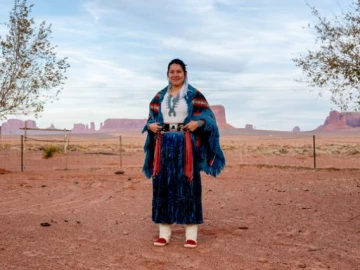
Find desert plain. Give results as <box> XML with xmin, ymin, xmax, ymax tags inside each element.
<box><xmin>0</xmin><ymin>130</ymin><xmax>359</xmax><ymax>270</ymax></box>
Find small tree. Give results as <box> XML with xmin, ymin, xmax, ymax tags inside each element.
<box><xmin>293</xmin><ymin>2</ymin><xmax>360</xmax><ymax>111</ymax></box>
<box><xmin>0</xmin><ymin>0</ymin><xmax>69</xmax><ymax>119</ymax></box>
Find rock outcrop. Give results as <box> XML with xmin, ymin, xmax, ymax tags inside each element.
<box><xmin>0</xmin><ymin>104</ymin><xmax>235</xmax><ymax>134</ymax></box>
<box><xmin>47</xmin><ymin>123</ymin><xmax>56</xmax><ymax>129</ymax></box>
<box><xmin>98</xmin><ymin>105</ymin><xmax>234</xmax><ymax>132</ymax></box>
<box><xmin>317</xmin><ymin>110</ymin><xmax>360</xmax><ymax>131</ymax></box>
<box><xmin>72</xmin><ymin>122</ymin><xmax>96</xmax><ymax>133</ymax></box>
<box><xmin>0</xmin><ymin>119</ymin><xmax>38</xmax><ymax>134</ymax></box>
<box><xmin>293</xmin><ymin>126</ymin><xmax>300</xmax><ymax>132</ymax></box>
<box><xmin>210</xmin><ymin>105</ymin><xmax>234</xmax><ymax>129</ymax></box>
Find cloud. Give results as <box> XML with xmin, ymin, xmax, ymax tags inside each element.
<box><xmin>84</xmin><ymin>3</ymin><xmax>100</xmax><ymax>23</ymax></box>
<box><xmin>0</xmin><ymin>0</ymin><xmax>354</xmax><ymax>131</ymax></box>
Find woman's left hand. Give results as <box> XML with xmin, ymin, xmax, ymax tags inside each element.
<box><xmin>182</xmin><ymin>120</ymin><xmax>201</xmax><ymax>132</ymax></box>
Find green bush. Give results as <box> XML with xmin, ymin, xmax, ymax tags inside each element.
<box><xmin>43</xmin><ymin>145</ymin><xmax>62</xmax><ymax>159</ymax></box>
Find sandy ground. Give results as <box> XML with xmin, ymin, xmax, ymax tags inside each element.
<box><xmin>0</xmin><ymin>134</ymin><xmax>360</xmax><ymax>270</ymax></box>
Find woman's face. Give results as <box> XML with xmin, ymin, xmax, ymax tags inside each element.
<box><xmin>168</xmin><ymin>64</ymin><xmax>186</xmax><ymax>87</ymax></box>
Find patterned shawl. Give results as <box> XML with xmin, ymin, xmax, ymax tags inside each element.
<box><xmin>142</xmin><ymin>84</ymin><xmax>225</xmax><ymax>178</ymax></box>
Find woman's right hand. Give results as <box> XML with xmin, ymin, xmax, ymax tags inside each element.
<box><xmin>148</xmin><ymin>122</ymin><xmax>162</xmax><ymax>133</ymax></box>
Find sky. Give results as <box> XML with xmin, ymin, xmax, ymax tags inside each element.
<box><xmin>0</xmin><ymin>0</ymin><xmax>356</xmax><ymax>131</ymax></box>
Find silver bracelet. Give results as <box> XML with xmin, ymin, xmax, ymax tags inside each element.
<box><xmin>197</xmin><ymin>120</ymin><xmax>203</xmax><ymax>128</ymax></box>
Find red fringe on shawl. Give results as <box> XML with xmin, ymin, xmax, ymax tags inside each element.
<box><xmin>184</xmin><ymin>132</ymin><xmax>193</xmax><ymax>182</ymax></box>
<box><xmin>152</xmin><ymin>134</ymin><xmax>162</xmax><ymax>177</ymax></box>
<box><xmin>152</xmin><ymin>132</ymin><xmax>193</xmax><ymax>183</ymax></box>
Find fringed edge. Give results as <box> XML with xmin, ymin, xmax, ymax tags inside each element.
<box><xmin>202</xmin><ymin>155</ymin><xmax>226</xmax><ymax>177</ymax></box>
<box><xmin>152</xmin><ymin>133</ymin><xmax>162</xmax><ymax>177</ymax></box>
<box><xmin>142</xmin><ymin>132</ymin><xmax>154</xmax><ymax>179</ymax></box>
<box><xmin>184</xmin><ymin>132</ymin><xmax>193</xmax><ymax>182</ymax></box>
<box><xmin>142</xmin><ymin>161</ymin><xmax>153</xmax><ymax>179</ymax></box>
<box><xmin>200</xmin><ymin>115</ymin><xmax>226</xmax><ymax>177</ymax></box>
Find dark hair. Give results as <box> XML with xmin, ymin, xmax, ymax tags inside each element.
<box><xmin>167</xmin><ymin>58</ymin><xmax>187</xmax><ymax>74</ymax></box>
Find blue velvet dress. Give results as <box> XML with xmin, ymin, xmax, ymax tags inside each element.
<box><xmin>152</xmin><ymin>131</ymin><xmax>203</xmax><ymax>224</ymax></box>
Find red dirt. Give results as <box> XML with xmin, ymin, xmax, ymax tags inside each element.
<box><xmin>0</xmin><ymin>138</ymin><xmax>360</xmax><ymax>269</ymax></box>
<box><xmin>0</xmin><ymin>169</ymin><xmax>10</xmax><ymax>174</ymax></box>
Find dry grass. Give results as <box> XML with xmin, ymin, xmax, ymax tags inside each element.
<box><xmin>1</xmin><ymin>132</ymin><xmax>360</xmax><ymax>171</ymax></box>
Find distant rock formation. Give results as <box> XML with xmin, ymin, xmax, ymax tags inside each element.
<box><xmin>72</xmin><ymin>122</ymin><xmax>96</xmax><ymax>133</ymax></box>
<box><xmin>0</xmin><ymin>119</ymin><xmax>38</xmax><ymax>134</ymax></box>
<box><xmin>317</xmin><ymin>110</ymin><xmax>360</xmax><ymax>131</ymax></box>
<box><xmin>210</xmin><ymin>105</ymin><xmax>235</xmax><ymax>129</ymax></box>
<box><xmin>293</xmin><ymin>126</ymin><xmax>300</xmax><ymax>132</ymax></box>
<box><xmin>98</xmin><ymin>105</ymin><xmax>234</xmax><ymax>132</ymax></box>
<box><xmin>0</xmin><ymin>104</ymin><xmax>235</xmax><ymax>134</ymax></box>
<box><xmin>245</xmin><ymin>124</ymin><xmax>253</xmax><ymax>130</ymax></box>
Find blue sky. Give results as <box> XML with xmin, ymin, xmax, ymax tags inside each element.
<box><xmin>0</xmin><ymin>0</ymin><xmax>355</xmax><ymax>131</ymax></box>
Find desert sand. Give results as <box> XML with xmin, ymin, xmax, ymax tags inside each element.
<box><xmin>0</xmin><ymin>131</ymin><xmax>359</xmax><ymax>270</ymax></box>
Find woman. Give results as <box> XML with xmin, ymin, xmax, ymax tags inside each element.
<box><xmin>142</xmin><ymin>58</ymin><xmax>225</xmax><ymax>248</ymax></box>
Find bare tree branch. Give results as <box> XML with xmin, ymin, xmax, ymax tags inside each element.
<box><xmin>0</xmin><ymin>0</ymin><xmax>69</xmax><ymax>119</ymax></box>
<box><xmin>293</xmin><ymin>2</ymin><xmax>360</xmax><ymax>111</ymax></box>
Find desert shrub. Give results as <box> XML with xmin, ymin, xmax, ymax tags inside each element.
<box><xmin>43</xmin><ymin>145</ymin><xmax>62</xmax><ymax>159</ymax></box>
<box><xmin>2</xmin><ymin>143</ymin><xmax>11</xmax><ymax>150</ymax></box>
<box><xmin>278</xmin><ymin>147</ymin><xmax>288</xmax><ymax>154</ymax></box>
<box><xmin>346</xmin><ymin>149</ymin><xmax>360</xmax><ymax>155</ymax></box>
<box><xmin>67</xmin><ymin>145</ymin><xmax>78</xmax><ymax>152</ymax></box>
<box><xmin>256</xmin><ymin>145</ymin><xmax>265</xmax><ymax>151</ymax></box>
<box><xmin>293</xmin><ymin>149</ymin><xmax>304</xmax><ymax>156</ymax></box>
<box><xmin>259</xmin><ymin>148</ymin><xmax>275</xmax><ymax>155</ymax></box>
<box><xmin>222</xmin><ymin>144</ymin><xmax>237</xmax><ymax>151</ymax></box>
<box><xmin>67</xmin><ymin>144</ymin><xmax>88</xmax><ymax>152</ymax></box>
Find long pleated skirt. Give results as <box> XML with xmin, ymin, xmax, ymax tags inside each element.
<box><xmin>152</xmin><ymin>131</ymin><xmax>203</xmax><ymax>224</ymax></box>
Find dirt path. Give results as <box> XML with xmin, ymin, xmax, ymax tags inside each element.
<box><xmin>0</xmin><ymin>164</ymin><xmax>359</xmax><ymax>270</ymax></box>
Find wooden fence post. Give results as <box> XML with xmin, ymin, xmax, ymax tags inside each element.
<box><xmin>64</xmin><ymin>129</ymin><xmax>69</xmax><ymax>153</ymax></box>
<box><xmin>119</xmin><ymin>135</ymin><xmax>122</xmax><ymax>170</ymax></box>
<box><xmin>21</xmin><ymin>135</ymin><xmax>24</xmax><ymax>172</ymax></box>
<box><xmin>313</xmin><ymin>135</ymin><xmax>316</xmax><ymax>169</ymax></box>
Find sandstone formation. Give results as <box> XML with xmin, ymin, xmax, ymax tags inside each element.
<box><xmin>210</xmin><ymin>105</ymin><xmax>234</xmax><ymax>129</ymax></box>
<box><xmin>317</xmin><ymin>110</ymin><xmax>360</xmax><ymax>131</ymax></box>
<box><xmin>0</xmin><ymin>119</ymin><xmax>38</xmax><ymax>134</ymax></box>
<box><xmin>72</xmin><ymin>122</ymin><xmax>96</xmax><ymax>133</ymax></box>
<box><xmin>0</xmin><ymin>104</ymin><xmax>235</xmax><ymax>134</ymax></box>
<box><xmin>245</xmin><ymin>124</ymin><xmax>253</xmax><ymax>130</ymax></box>
<box><xmin>98</xmin><ymin>105</ymin><xmax>233</xmax><ymax>132</ymax></box>
<box><xmin>293</xmin><ymin>126</ymin><xmax>300</xmax><ymax>132</ymax></box>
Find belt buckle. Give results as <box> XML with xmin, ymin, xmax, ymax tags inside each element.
<box><xmin>170</xmin><ymin>124</ymin><xmax>177</xmax><ymax>131</ymax></box>
<box><xmin>169</xmin><ymin>123</ymin><xmax>183</xmax><ymax>131</ymax></box>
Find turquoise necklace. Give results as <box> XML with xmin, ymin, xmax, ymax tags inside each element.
<box><xmin>167</xmin><ymin>92</ymin><xmax>180</xmax><ymax>117</ymax></box>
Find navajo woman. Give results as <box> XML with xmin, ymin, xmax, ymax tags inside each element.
<box><xmin>142</xmin><ymin>59</ymin><xmax>225</xmax><ymax>248</ymax></box>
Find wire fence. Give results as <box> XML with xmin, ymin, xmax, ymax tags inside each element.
<box><xmin>222</xmin><ymin>133</ymin><xmax>360</xmax><ymax>170</ymax></box>
<box><xmin>0</xmin><ymin>132</ymin><xmax>360</xmax><ymax>172</ymax></box>
<box><xmin>0</xmin><ymin>133</ymin><xmax>144</xmax><ymax>172</ymax></box>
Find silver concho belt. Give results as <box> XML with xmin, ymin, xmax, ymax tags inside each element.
<box><xmin>162</xmin><ymin>123</ymin><xmax>184</xmax><ymax>132</ymax></box>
